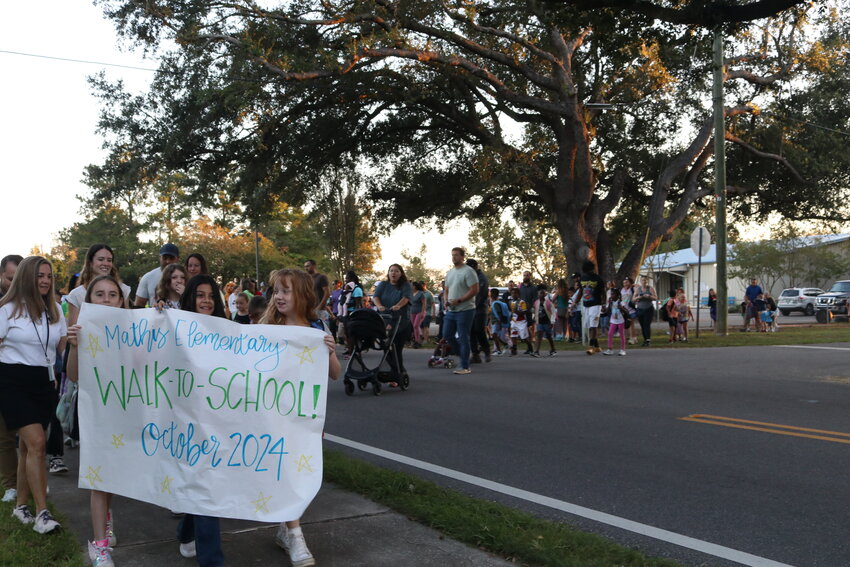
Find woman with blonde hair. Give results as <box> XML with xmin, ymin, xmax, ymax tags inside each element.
<box><xmin>0</xmin><ymin>256</ymin><xmax>66</xmax><ymax>534</ymax></box>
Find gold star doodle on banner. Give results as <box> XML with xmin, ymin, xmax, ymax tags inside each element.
<box><xmin>83</xmin><ymin>466</ymin><xmax>103</xmax><ymax>488</ymax></box>
<box><xmin>161</xmin><ymin>476</ymin><xmax>174</xmax><ymax>494</ymax></box>
<box><xmin>252</xmin><ymin>492</ymin><xmax>272</xmax><ymax>513</ymax></box>
<box><xmin>85</xmin><ymin>333</ymin><xmax>104</xmax><ymax>359</ymax></box>
<box><xmin>296</xmin><ymin>454</ymin><xmax>314</xmax><ymax>473</ymax></box>
<box><xmin>295</xmin><ymin>345</ymin><xmax>316</xmax><ymax>365</ymax></box>
<box><xmin>111</xmin><ymin>434</ymin><xmax>125</xmax><ymax>448</ymax></box>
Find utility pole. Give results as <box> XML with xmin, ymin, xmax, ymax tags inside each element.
<box><xmin>713</xmin><ymin>27</ymin><xmax>728</xmax><ymax>335</ymax></box>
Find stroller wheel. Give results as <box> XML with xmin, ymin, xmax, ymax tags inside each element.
<box><xmin>399</xmin><ymin>373</ymin><xmax>410</xmax><ymax>391</ymax></box>
<box><xmin>445</xmin><ymin>359</ymin><xmax>456</xmax><ymax>369</ymax></box>
<box><xmin>373</xmin><ymin>382</ymin><xmax>382</xmax><ymax>396</ymax></box>
<box><xmin>344</xmin><ymin>380</ymin><xmax>354</xmax><ymax>396</ymax></box>
<box><xmin>357</xmin><ymin>381</ymin><xmax>368</xmax><ymax>391</ymax></box>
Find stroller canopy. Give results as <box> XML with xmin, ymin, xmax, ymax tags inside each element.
<box><xmin>346</xmin><ymin>309</ymin><xmax>387</xmax><ymax>343</ymax></box>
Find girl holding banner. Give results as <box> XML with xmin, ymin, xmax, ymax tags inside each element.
<box><xmin>67</xmin><ymin>274</ymin><xmax>127</xmax><ymax>567</ymax></box>
<box><xmin>175</xmin><ymin>274</ymin><xmax>228</xmax><ymax>567</ymax></box>
<box><xmin>0</xmin><ymin>256</ymin><xmax>66</xmax><ymax>535</ymax></box>
<box><xmin>261</xmin><ymin>268</ymin><xmax>341</xmax><ymax>567</ymax></box>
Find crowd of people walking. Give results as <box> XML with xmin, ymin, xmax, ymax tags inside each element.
<box><xmin>0</xmin><ymin>240</ymin><xmax>744</xmax><ymax>567</ymax></box>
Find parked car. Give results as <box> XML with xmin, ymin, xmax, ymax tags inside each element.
<box><xmin>815</xmin><ymin>280</ymin><xmax>850</xmax><ymax>323</ymax></box>
<box><xmin>777</xmin><ymin>287</ymin><xmax>824</xmax><ymax>316</ymax></box>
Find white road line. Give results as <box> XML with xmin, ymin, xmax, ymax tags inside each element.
<box><xmin>325</xmin><ymin>434</ymin><xmax>795</xmax><ymax>567</ymax></box>
<box><xmin>773</xmin><ymin>345</ymin><xmax>850</xmax><ymax>351</ymax></box>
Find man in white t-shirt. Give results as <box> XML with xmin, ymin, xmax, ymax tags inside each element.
<box><xmin>134</xmin><ymin>244</ymin><xmax>180</xmax><ymax>307</ymax></box>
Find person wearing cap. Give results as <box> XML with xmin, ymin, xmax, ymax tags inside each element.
<box><xmin>134</xmin><ymin>244</ymin><xmax>180</xmax><ymax>307</ymax></box>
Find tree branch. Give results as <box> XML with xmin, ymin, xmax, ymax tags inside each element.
<box><xmin>725</xmin><ymin>132</ymin><xmax>806</xmax><ymax>183</ymax></box>
<box><xmin>545</xmin><ymin>0</ymin><xmax>807</xmax><ymax>27</ymax></box>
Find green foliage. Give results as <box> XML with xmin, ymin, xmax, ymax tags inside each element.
<box><xmin>56</xmin><ymin>205</ymin><xmax>152</xmax><ymax>290</ymax></box>
<box><xmin>305</xmin><ymin>168</ymin><xmax>382</xmax><ymax>279</ymax></box>
<box><xmin>469</xmin><ymin>215</ymin><xmax>568</xmax><ymax>285</ymax></box>
<box><xmin>399</xmin><ymin>245</ymin><xmax>444</xmax><ymax>289</ymax></box>
<box><xmin>88</xmin><ymin>0</ymin><xmax>850</xmax><ymax>282</ymax></box>
<box><xmin>729</xmin><ymin>228</ymin><xmax>850</xmax><ymax>292</ymax></box>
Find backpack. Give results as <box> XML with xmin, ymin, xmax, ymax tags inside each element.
<box><xmin>494</xmin><ymin>301</ymin><xmax>509</xmax><ymax>325</ymax></box>
<box><xmin>660</xmin><ymin>300</ymin><xmax>672</xmax><ymax>322</ymax></box>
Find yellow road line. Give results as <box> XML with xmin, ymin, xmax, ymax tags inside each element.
<box><xmin>679</xmin><ymin>414</ymin><xmax>850</xmax><ymax>445</ymax></box>
<box><xmin>689</xmin><ymin>413</ymin><xmax>850</xmax><ymax>438</ymax></box>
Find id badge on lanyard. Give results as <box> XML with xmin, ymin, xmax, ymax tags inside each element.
<box><xmin>32</xmin><ymin>314</ymin><xmax>52</xmax><ymax>381</ymax></box>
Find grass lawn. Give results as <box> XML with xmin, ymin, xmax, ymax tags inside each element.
<box><xmin>0</xmin><ymin>501</ymin><xmax>85</xmax><ymax>567</ymax></box>
<box><xmin>554</xmin><ymin>322</ymin><xmax>849</xmax><ymax>351</ymax></box>
<box><xmin>324</xmin><ymin>450</ymin><xmax>683</xmax><ymax>567</ymax></box>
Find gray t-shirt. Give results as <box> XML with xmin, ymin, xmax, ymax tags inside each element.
<box><xmin>445</xmin><ymin>265</ymin><xmax>478</xmax><ymax>312</ymax></box>
<box><xmin>374</xmin><ymin>281</ymin><xmax>414</xmax><ymax>318</ymax></box>
<box><xmin>410</xmin><ymin>291</ymin><xmax>424</xmax><ymax>314</ymax></box>
<box><xmin>136</xmin><ymin>266</ymin><xmax>163</xmax><ymax>304</ymax></box>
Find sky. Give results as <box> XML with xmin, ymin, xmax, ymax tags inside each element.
<box><xmin>0</xmin><ymin>1</ymin><xmax>468</xmax><ymax>274</ymax></box>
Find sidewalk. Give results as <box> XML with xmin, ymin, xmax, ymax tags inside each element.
<box><xmin>49</xmin><ymin>448</ymin><xmax>513</xmax><ymax>567</ymax></box>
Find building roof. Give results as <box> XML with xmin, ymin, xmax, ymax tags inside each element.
<box><xmin>640</xmin><ymin>233</ymin><xmax>850</xmax><ymax>272</ymax></box>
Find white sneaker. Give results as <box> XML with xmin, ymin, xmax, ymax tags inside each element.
<box><xmin>12</xmin><ymin>504</ymin><xmax>34</xmax><ymax>525</ymax></box>
<box><xmin>602</xmin><ymin>349</ymin><xmax>613</xmax><ymax>355</ymax></box>
<box><xmin>179</xmin><ymin>540</ymin><xmax>196</xmax><ymax>558</ymax></box>
<box><xmin>105</xmin><ymin>509</ymin><xmax>117</xmax><ymax>547</ymax></box>
<box><xmin>275</xmin><ymin>525</ymin><xmax>316</xmax><ymax>567</ymax></box>
<box><xmin>88</xmin><ymin>540</ymin><xmax>115</xmax><ymax>567</ymax></box>
<box><xmin>1</xmin><ymin>488</ymin><xmax>16</xmax><ymax>502</ymax></box>
<box><xmin>33</xmin><ymin>509</ymin><xmax>60</xmax><ymax>534</ymax></box>
<box><xmin>618</xmin><ymin>350</ymin><xmax>627</xmax><ymax>356</ymax></box>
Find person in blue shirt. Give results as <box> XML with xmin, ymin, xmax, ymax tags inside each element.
<box><xmin>745</xmin><ymin>278</ymin><xmax>763</xmax><ymax>302</ymax></box>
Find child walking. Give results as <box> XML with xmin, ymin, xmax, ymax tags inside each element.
<box><xmin>602</xmin><ymin>288</ymin><xmax>628</xmax><ymax>356</ymax></box>
<box><xmin>261</xmin><ymin>269</ymin><xmax>341</xmax><ymax>567</ymax></box>
<box><xmin>676</xmin><ymin>290</ymin><xmax>693</xmax><ymax>342</ymax></box>
<box><xmin>66</xmin><ymin>275</ymin><xmax>127</xmax><ymax>567</ymax></box>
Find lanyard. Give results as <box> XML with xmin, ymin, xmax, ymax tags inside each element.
<box><xmin>31</xmin><ymin>312</ymin><xmax>51</xmax><ymax>367</ymax></box>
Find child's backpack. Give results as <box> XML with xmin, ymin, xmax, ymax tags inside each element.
<box><xmin>660</xmin><ymin>300</ymin><xmax>672</xmax><ymax>322</ymax></box>
<box><xmin>494</xmin><ymin>301</ymin><xmax>509</xmax><ymax>325</ymax></box>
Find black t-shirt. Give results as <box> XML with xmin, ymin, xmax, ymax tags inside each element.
<box><xmin>580</xmin><ymin>273</ymin><xmax>605</xmax><ymax>307</ymax></box>
<box><xmin>475</xmin><ymin>271</ymin><xmax>490</xmax><ymax>313</ymax></box>
<box><xmin>233</xmin><ymin>313</ymin><xmax>251</xmax><ymax>324</ymax></box>
<box><xmin>537</xmin><ymin>300</ymin><xmax>551</xmax><ymax>325</ymax></box>
<box><xmin>519</xmin><ymin>283</ymin><xmax>537</xmax><ymax>308</ymax></box>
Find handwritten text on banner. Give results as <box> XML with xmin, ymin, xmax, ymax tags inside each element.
<box><xmin>76</xmin><ymin>303</ymin><xmax>329</xmax><ymax>521</ymax></box>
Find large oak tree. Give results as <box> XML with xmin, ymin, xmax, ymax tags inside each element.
<box><xmin>92</xmin><ymin>0</ymin><xmax>849</xmax><ymax>278</ymax></box>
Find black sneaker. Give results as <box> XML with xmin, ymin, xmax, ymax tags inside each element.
<box><xmin>48</xmin><ymin>457</ymin><xmax>68</xmax><ymax>474</ymax></box>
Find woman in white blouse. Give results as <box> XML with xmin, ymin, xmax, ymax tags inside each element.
<box><xmin>65</xmin><ymin>244</ymin><xmax>131</xmax><ymax>326</ymax></box>
<box><xmin>0</xmin><ymin>256</ymin><xmax>66</xmax><ymax>534</ymax></box>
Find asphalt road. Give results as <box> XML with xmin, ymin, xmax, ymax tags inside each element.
<box><xmin>324</xmin><ymin>340</ymin><xmax>850</xmax><ymax>567</ymax></box>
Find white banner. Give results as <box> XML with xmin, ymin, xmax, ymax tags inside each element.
<box><xmin>76</xmin><ymin>303</ymin><xmax>328</xmax><ymax>522</ymax></box>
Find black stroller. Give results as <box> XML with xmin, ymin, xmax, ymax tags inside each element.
<box><xmin>343</xmin><ymin>309</ymin><xmax>410</xmax><ymax>396</ymax></box>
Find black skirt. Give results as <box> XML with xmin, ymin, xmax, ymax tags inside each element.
<box><xmin>0</xmin><ymin>362</ymin><xmax>55</xmax><ymax>430</ymax></box>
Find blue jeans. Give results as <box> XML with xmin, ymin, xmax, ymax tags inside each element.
<box><xmin>178</xmin><ymin>514</ymin><xmax>224</xmax><ymax>567</ymax></box>
<box><xmin>443</xmin><ymin>309</ymin><xmax>474</xmax><ymax>369</ymax></box>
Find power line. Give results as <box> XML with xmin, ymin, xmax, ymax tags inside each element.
<box><xmin>761</xmin><ymin>110</ymin><xmax>850</xmax><ymax>139</ymax></box>
<box><xmin>0</xmin><ymin>48</ymin><xmax>157</xmax><ymax>72</ymax></box>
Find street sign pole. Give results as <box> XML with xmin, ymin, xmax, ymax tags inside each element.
<box><xmin>690</xmin><ymin>226</ymin><xmax>711</xmax><ymax>339</ymax></box>
<box><xmin>696</xmin><ymin>230</ymin><xmax>703</xmax><ymax>338</ymax></box>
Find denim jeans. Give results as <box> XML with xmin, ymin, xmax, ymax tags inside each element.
<box><xmin>443</xmin><ymin>309</ymin><xmax>475</xmax><ymax>369</ymax></box>
<box><xmin>178</xmin><ymin>514</ymin><xmax>224</xmax><ymax>567</ymax></box>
